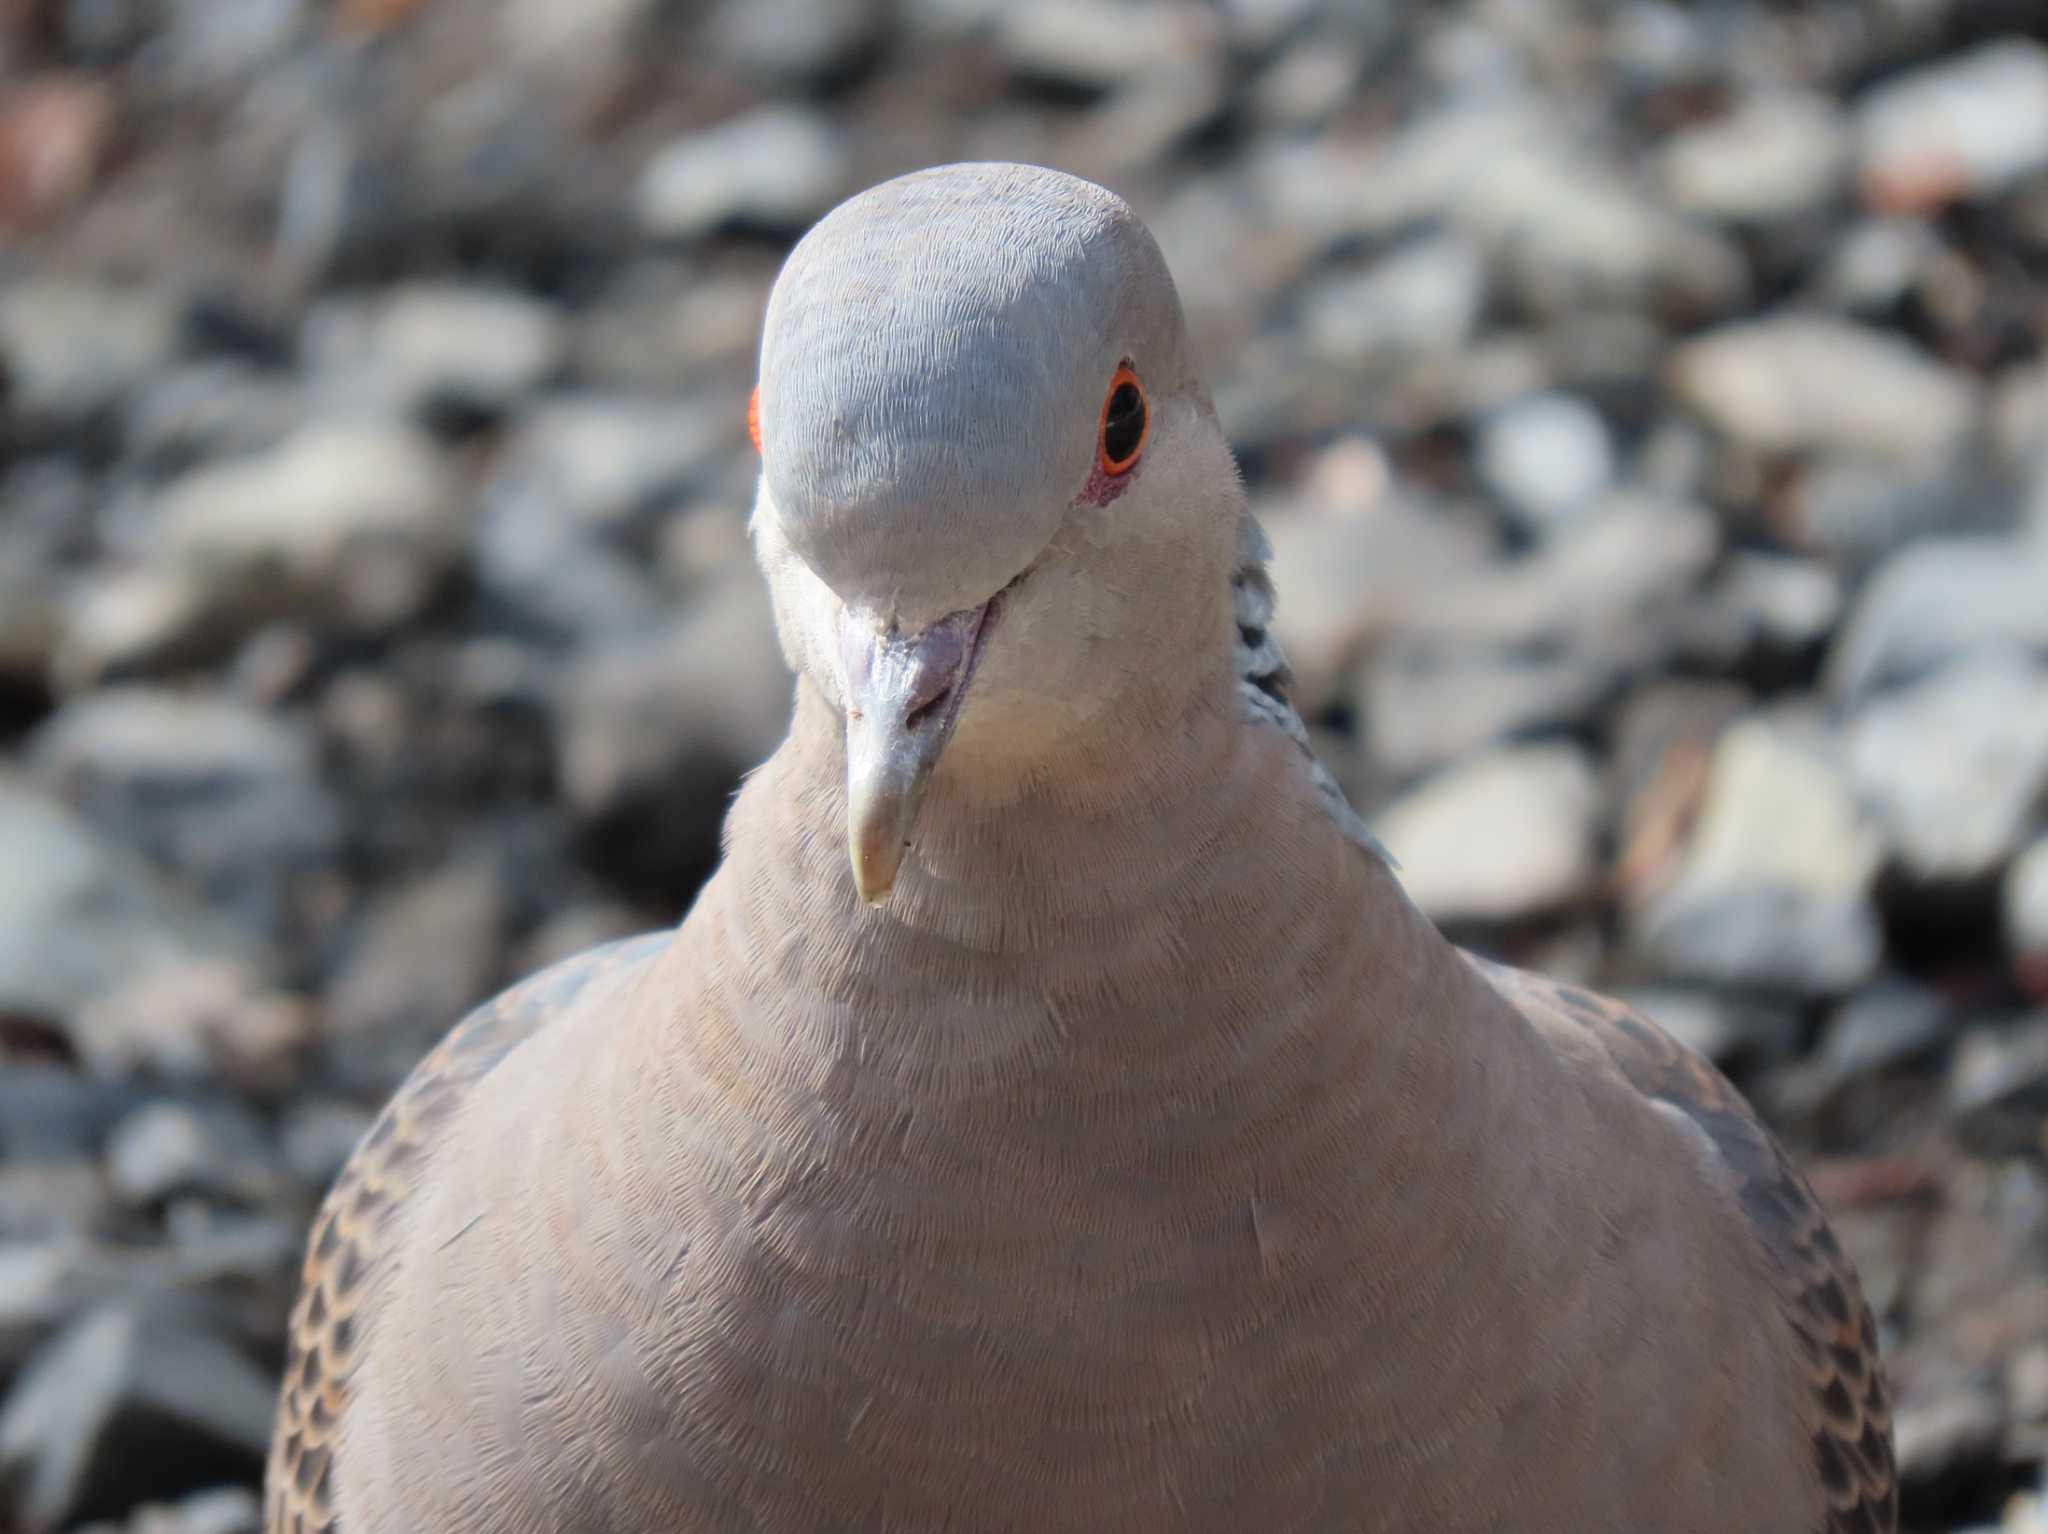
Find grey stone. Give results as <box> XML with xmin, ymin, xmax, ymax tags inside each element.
<box><xmin>1474</xmin><ymin>391</ymin><xmax>1616</xmax><ymax>536</ymax></box>
<box><xmin>0</xmin><ymin>1162</ymin><xmax>110</xmax><ymax>1243</ymax></box>
<box><xmin>2010</xmin><ymin>837</ymin><xmax>2048</xmax><ymax>962</ymax></box>
<box><xmin>1858</xmin><ymin>39</ymin><xmax>2048</xmax><ymax>209</ymax></box>
<box><xmin>1070</xmin><ymin>57</ymin><xmax>1230</xmax><ymax>181</ymax></box>
<box><xmin>1246</xmin><ymin>36</ymin><xmax>1364</xmax><ymax>132</ymax></box>
<box><xmin>0</xmin><ymin>279</ymin><xmax>181</xmax><ymax>423</ymax></box>
<box><xmin>1950</xmin><ymin>1017</ymin><xmax>2048</xmax><ymax>1158</ymax></box>
<box><xmin>62</xmin><ymin>0</ymin><xmax>151</xmax><ymax>58</ymax></box>
<box><xmin>1219</xmin><ymin>0</ymin><xmax>1335</xmax><ymax>51</ymax></box>
<box><xmin>1818</xmin><ymin>980</ymin><xmax>1952</xmax><ymax>1079</ymax></box>
<box><xmin>53</xmin><ymin>568</ymin><xmax>225</xmax><ymax>693</ymax></box>
<box><xmin>636</xmin><ymin>107</ymin><xmax>849</xmax><ymax>239</ymax></box>
<box><xmin>1629</xmin><ymin>714</ymin><xmax>1883</xmax><ymax>995</ymax></box>
<box><xmin>1890</xmin><ymin>1379</ymin><xmax>2008</xmax><ymax>1487</ymax></box>
<box><xmin>1782</xmin><ymin>458</ymin><xmax>1999</xmax><ymax>567</ymax></box>
<box><xmin>322</xmin><ymin>858</ymin><xmax>507</xmax><ymax>1095</ymax></box>
<box><xmin>1359</xmin><ymin>648</ymin><xmax>1606</xmax><ymax>782</ymax></box>
<box><xmin>1416</xmin><ymin>491</ymin><xmax>1721</xmax><ymax>654</ymax></box>
<box><xmin>559</xmin><ymin>578</ymin><xmax>794</xmax><ymax>886</ymax></box>
<box><xmin>1634</xmin><ymin>884</ymin><xmax>1883</xmax><ymax>1000</ymax></box>
<box><xmin>997</xmin><ymin>0</ymin><xmax>1220</xmax><ymax>91</ymax></box>
<box><xmin>1828</xmin><ymin>536</ymin><xmax>2048</xmax><ymax>698</ymax></box>
<box><xmin>1370</xmin><ymin>744</ymin><xmax>1600</xmax><ymax>924</ymax></box>
<box><xmin>0</xmin><ymin>1068</ymin><xmax>148</xmax><ymax>1163</ymax></box>
<box><xmin>1299</xmin><ymin>235</ymin><xmax>1487</xmax><ymax>365</ymax></box>
<box><xmin>475</xmin><ymin>394</ymin><xmax>726</xmax><ymax>634</ymax></box>
<box><xmin>0</xmin><ymin>778</ymin><xmax>256</xmax><ymax>1032</ymax></box>
<box><xmin>1660</xmin><ymin>91</ymin><xmax>1850</xmax><ymax>224</ymax></box>
<box><xmin>1423</xmin><ymin>334</ymin><xmax>1558</xmax><ymax>436</ymax></box>
<box><xmin>0</xmin><ymin>1241</ymin><xmax>86</xmax><ymax>1375</ymax></box>
<box><xmin>497</xmin><ymin>0</ymin><xmax>658</xmax><ymax>80</ymax></box>
<box><xmin>1259</xmin><ymin>462</ymin><xmax>1495</xmax><ymax>715</ymax></box>
<box><xmin>1818</xmin><ymin>218</ymin><xmax>1942</xmax><ymax>315</ymax></box>
<box><xmin>1771</xmin><ymin>979</ymin><xmax>1952</xmax><ymax>1117</ymax></box>
<box><xmin>1259</xmin><ymin>105</ymin><xmax>1745</xmax><ymax>317</ymax></box>
<box><xmin>278</xmin><ymin>1100</ymin><xmax>375</xmax><ymax>1191</ymax></box>
<box><xmin>105</xmin><ymin>1103</ymin><xmax>279</xmax><ymax>1208</ymax></box>
<box><xmin>147</xmin><ymin>417</ymin><xmax>462</xmax><ymax>636</ymax></box>
<box><xmin>124</xmin><ymin>362</ymin><xmax>306</xmax><ymax>472</ymax></box>
<box><xmin>705</xmin><ymin>0</ymin><xmax>881</xmax><ymax>84</ymax></box>
<box><xmin>1993</xmin><ymin>363</ymin><xmax>2048</xmax><ymax>468</ymax></box>
<box><xmin>0</xmin><ymin>566</ymin><xmax>59</xmax><ymax>696</ymax></box>
<box><xmin>1670</xmin><ymin>316</ymin><xmax>1980</xmax><ymax>465</ymax></box>
<box><xmin>304</xmin><ymin>283</ymin><xmax>568</xmax><ymax>417</ymax></box>
<box><xmin>572</xmin><ymin>264</ymin><xmax>776</xmax><ymax>389</ymax></box>
<box><xmin>497</xmin><ymin>394</ymin><xmax>725</xmax><ymax>531</ymax></box>
<box><xmin>1845</xmin><ymin>651</ymin><xmax>2048</xmax><ymax>882</ymax></box>
<box><xmin>73</xmin><ymin>1485</ymin><xmax>262</xmax><ymax>1534</ymax></box>
<box><xmin>1710</xmin><ymin>552</ymin><xmax>1842</xmax><ymax>655</ymax></box>
<box><xmin>29</xmin><ymin>687</ymin><xmax>342</xmax><ymax>942</ymax></box>
<box><xmin>1609</xmin><ymin>2</ymin><xmax>1709</xmax><ymax>85</ymax></box>
<box><xmin>153</xmin><ymin>0</ymin><xmax>306</xmax><ymax>87</ymax></box>
<box><xmin>69</xmin><ymin>960</ymin><xmax>311</xmax><ymax>1092</ymax></box>
<box><xmin>157</xmin><ymin>1211</ymin><xmax>299</xmax><ymax>1318</ymax></box>
<box><xmin>0</xmin><ymin>1303</ymin><xmax>274</xmax><ymax>1531</ymax></box>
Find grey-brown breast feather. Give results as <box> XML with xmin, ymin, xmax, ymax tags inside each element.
<box><xmin>1466</xmin><ymin>953</ymin><xmax>1899</xmax><ymax>1534</ymax></box>
<box><xmin>263</xmin><ymin>931</ymin><xmax>673</xmax><ymax>1534</ymax></box>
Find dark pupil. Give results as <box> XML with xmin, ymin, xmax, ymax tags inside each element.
<box><xmin>1102</xmin><ymin>383</ymin><xmax>1145</xmax><ymax>465</ymax></box>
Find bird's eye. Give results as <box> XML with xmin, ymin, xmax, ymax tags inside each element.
<box><xmin>1097</xmin><ymin>364</ymin><xmax>1148</xmax><ymax>475</ymax></box>
<box><xmin>747</xmin><ymin>385</ymin><xmax>763</xmax><ymax>453</ymax></box>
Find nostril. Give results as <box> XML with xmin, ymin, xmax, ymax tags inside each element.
<box><xmin>903</xmin><ymin>686</ymin><xmax>953</xmax><ymax>733</ymax></box>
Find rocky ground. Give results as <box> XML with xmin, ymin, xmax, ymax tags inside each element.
<box><xmin>1</xmin><ymin>0</ymin><xmax>2047</xmax><ymax>1528</ymax></box>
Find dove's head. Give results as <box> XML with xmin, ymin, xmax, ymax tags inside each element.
<box><xmin>751</xmin><ymin>162</ymin><xmax>1245</xmax><ymax>904</ymax></box>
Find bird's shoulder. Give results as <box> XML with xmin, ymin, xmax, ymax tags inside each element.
<box><xmin>263</xmin><ymin>929</ymin><xmax>673</xmax><ymax>1534</ymax></box>
<box><xmin>1466</xmin><ymin>952</ymin><xmax>1899</xmax><ymax>1534</ymax></box>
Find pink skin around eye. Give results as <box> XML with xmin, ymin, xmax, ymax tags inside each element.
<box><xmin>1075</xmin><ymin>457</ymin><xmax>1140</xmax><ymax>508</ymax></box>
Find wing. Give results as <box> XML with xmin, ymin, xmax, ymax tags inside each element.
<box><xmin>263</xmin><ymin>930</ymin><xmax>673</xmax><ymax>1534</ymax></box>
<box><xmin>1468</xmin><ymin>954</ymin><xmax>1899</xmax><ymax>1534</ymax></box>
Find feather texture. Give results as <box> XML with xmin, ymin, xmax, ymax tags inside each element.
<box><xmin>264</xmin><ymin>161</ymin><xmax>1892</xmax><ymax>1534</ymax></box>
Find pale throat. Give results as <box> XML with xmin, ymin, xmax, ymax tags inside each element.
<box><xmin>690</xmin><ymin>669</ymin><xmax>1414</xmax><ymax>1090</ymax></box>
<box><xmin>636</xmin><ymin>655</ymin><xmax>1545</xmax><ymax>1334</ymax></box>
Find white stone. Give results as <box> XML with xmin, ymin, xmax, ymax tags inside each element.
<box><xmin>151</xmin><ymin>417</ymin><xmax>459</xmax><ymax>630</ymax></box>
<box><xmin>307</xmin><ymin>283</ymin><xmax>566</xmax><ymax>414</ymax></box>
<box><xmin>1662</xmin><ymin>92</ymin><xmax>1850</xmax><ymax>222</ymax></box>
<box><xmin>1671</xmin><ymin>317</ymin><xmax>1979</xmax><ymax>465</ymax></box>
<box><xmin>1371</xmin><ymin>744</ymin><xmax>1599</xmax><ymax>923</ymax></box>
<box><xmin>1847</xmin><ymin>652</ymin><xmax>2048</xmax><ymax>881</ymax></box>
<box><xmin>1859</xmin><ymin>39</ymin><xmax>2048</xmax><ymax>205</ymax></box>
<box><xmin>1476</xmin><ymin>391</ymin><xmax>1616</xmax><ymax>535</ymax></box>
<box><xmin>636</xmin><ymin>107</ymin><xmax>848</xmax><ymax>239</ymax></box>
<box><xmin>0</xmin><ymin>281</ymin><xmax>179</xmax><ymax>419</ymax></box>
<box><xmin>2009</xmin><ymin>838</ymin><xmax>2048</xmax><ymax>958</ymax></box>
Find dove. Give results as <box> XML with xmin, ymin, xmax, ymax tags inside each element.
<box><xmin>266</xmin><ymin>162</ymin><xmax>1896</xmax><ymax>1534</ymax></box>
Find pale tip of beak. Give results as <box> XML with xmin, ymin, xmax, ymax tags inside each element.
<box><xmin>849</xmin><ymin>826</ymin><xmax>905</xmax><ymax>907</ymax></box>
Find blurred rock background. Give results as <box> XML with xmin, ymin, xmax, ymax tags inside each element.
<box><xmin>1</xmin><ymin>0</ymin><xmax>2047</xmax><ymax>1528</ymax></box>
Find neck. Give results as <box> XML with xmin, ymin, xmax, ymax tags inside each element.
<box><xmin>652</xmin><ymin>676</ymin><xmax>1498</xmax><ymax>1173</ymax></box>
<box><xmin>593</xmin><ymin>674</ymin><xmax>1597</xmax><ymax>1502</ymax></box>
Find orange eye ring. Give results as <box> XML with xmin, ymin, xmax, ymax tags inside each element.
<box><xmin>1097</xmin><ymin>363</ymin><xmax>1148</xmax><ymax>476</ymax></box>
<box><xmin>747</xmin><ymin>385</ymin><xmax>763</xmax><ymax>453</ymax></box>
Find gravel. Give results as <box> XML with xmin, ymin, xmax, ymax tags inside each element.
<box><xmin>3</xmin><ymin>0</ymin><xmax>2046</xmax><ymax>1526</ymax></box>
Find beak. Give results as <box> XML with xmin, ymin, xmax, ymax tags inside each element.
<box><xmin>839</xmin><ymin>602</ymin><xmax>993</xmax><ymax>906</ymax></box>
